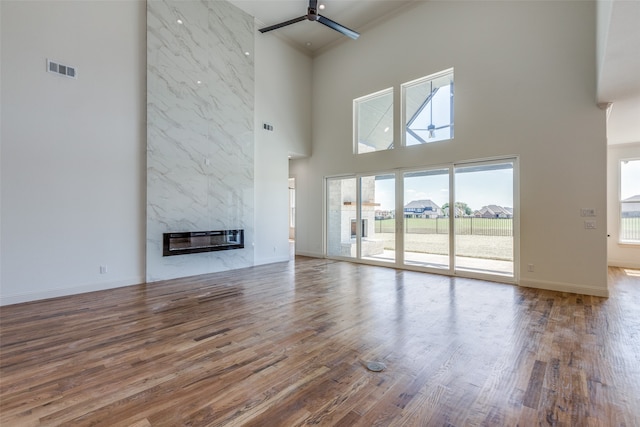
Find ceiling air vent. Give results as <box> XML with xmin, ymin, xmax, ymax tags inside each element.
<box><xmin>47</xmin><ymin>59</ymin><xmax>77</xmax><ymax>79</ymax></box>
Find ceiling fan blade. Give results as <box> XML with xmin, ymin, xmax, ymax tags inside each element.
<box><xmin>317</xmin><ymin>15</ymin><xmax>360</xmax><ymax>40</ymax></box>
<box><xmin>259</xmin><ymin>15</ymin><xmax>307</xmax><ymax>33</ymax></box>
<box><xmin>309</xmin><ymin>0</ymin><xmax>318</xmax><ymax>11</ymax></box>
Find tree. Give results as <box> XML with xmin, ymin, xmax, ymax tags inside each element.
<box><xmin>442</xmin><ymin>202</ymin><xmax>472</xmax><ymax>216</ymax></box>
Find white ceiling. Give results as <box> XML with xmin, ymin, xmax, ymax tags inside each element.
<box><xmin>230</xmin><ymin>0</ymin><xmax>640</xmax><ymax>145</ymax></box>
<box><xmin>230</xmin><ymin>0</ymin><xmax>416</xmax><ymax>54</ymax></box>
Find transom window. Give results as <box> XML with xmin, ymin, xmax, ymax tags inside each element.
<box><xmin>403</xmin><ymin>69</ymin><xmax>454</xmax><ymax>145</ymax></box>
<box><xmin>354</xmin><ymin>88</ymin><xmax>394</xmax><ymax>154</ymax></box>
<box><xmin>353</xmin><ymin>69</ymin><xmax>454</xmax><ymax>154</ymax></box>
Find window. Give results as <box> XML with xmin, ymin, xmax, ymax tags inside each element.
<box><xmin>403</xmin><ymin>168</ymin><xmax>451</xmax><ymax>270</ymax></box>
<box><xmin>403</xmin><ymin>69</ymin><xmax>454</xmax><ymax>145</ymax></box>
<box><xmin>327</xmin><ymin>177</ymin><xmax>357</xmax><ymax>258</ymax></box>
<box><xmin>354</xmin><ymin>69</ymin><xmax>454</xmax><ymax>153</ymax></box>
<box><xmin>620</xmin><ymin>159</ymin><xmax>640</xmax><ymax>243</ymax></box>
<box><xmin>454</xmin><ymin>161</ymin><xmax>514</xmax><ymax>277</ymax></box>
<box><xmin>354</xmin><ymin>88</ymin><xmax>393</xmax><ymax>154</ymax></box>
<box><xmin>351</xmin><ymin>219</ymin><xmax>368</xmax><ymax>238</ymax></box>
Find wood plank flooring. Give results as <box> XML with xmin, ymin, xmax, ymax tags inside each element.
<box><xmin>1</xmin><ymin>258</ymin><xmax>639</xmax><ymax>426</ymax></box>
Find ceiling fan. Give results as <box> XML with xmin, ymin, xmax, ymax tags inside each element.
<box><xmin>258</xmin><ymin>0</ymin><xmax>360</xmax><ymax>40</ymax></box>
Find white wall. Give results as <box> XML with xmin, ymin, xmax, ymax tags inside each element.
<box><xmin>254</xmin><ymin>31</ymin><xmax>312</xmax><ymax>265</ymax></box>
<box><xmin>1</xmin><ymin>0</ymin><xmax>146</xmax><ymax>305</ymax></box>
<box><xmin>0</xmin><ymin>0</ymin><xmax>310</xmax><ymax>304</ymax></box>
<box><xmin>291</xmin><ymin>1</ymin><xmax>609</xmax><ymax>296</ymax></box>
<box><xmin>608</xmin><ymin>142</ymin><xmax>640</xmax><ymax>268</ymax></box>
<box><xmin>597</xmin><ymin>0</ymin><xmax>614</xmax><ymax>92</ymax></box>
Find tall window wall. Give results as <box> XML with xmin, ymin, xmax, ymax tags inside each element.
<box><xmin>338</xmin><ymin>69</ymin><xmax>516</xmax><ymax>281</ymax></box>
<box><xmin>326</xmin><ymin>159</ymin><xmax>517</xmax><ymax>281</ymax></box>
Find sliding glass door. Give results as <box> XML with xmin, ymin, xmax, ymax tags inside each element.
<box><xmin>454</xmin><ymin>161</ymin><xmax>514</xmax><ymax>277</ymax></box>
<box><xmin>326</xmin><ymin>158</ymin><xmax>516</xmax><ymax>281</ymax></box>
<box><xmin>403</xmin><ymin>168</ymin><xmax>451</xmax><ymax>270</ymax></box>
<box><xmin>326</xmin><ymin>177</ymin><xmax>357</xmax><ymax>259</ymax></box>
<box><xmin>360</xmin><ymin>174</ymin><xmax>395</xmax><ymax>264</ymax></box>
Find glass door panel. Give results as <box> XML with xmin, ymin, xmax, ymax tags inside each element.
<box><xmin>360</xmin><ymin>174</ymin><xmax>395</xmax><ymax>263</ymax></box>
<box><xmin>403</xmin><ymin>168</ymin><xmax>451</xmax><ymax>270</ymax></box>
<box><xmin>327</xmin><ymin>177</ymin><xmax>357</xmax><ymax>258</ymax></box>
<box><xmin>454</xmin><ymin>161</ymin><xmax>514</xmax><ymax>277</ymax></box>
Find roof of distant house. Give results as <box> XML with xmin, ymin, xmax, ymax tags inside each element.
<box><xmin>404</xmin><ymin>199</ymin><xmax>441</xmax><ymax>210</ymax></box>
<box><xmin>475</xmin><ymin>205</ymin><xmax>513</xmax><ymax>216</ymax></box>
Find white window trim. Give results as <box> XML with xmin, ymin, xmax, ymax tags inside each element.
<box><xmin>401</xmin><ymin>67</ymin><xmax>454</xmax><ymax>148</ymax></box>
<box><xmin>353</xmin><ymin>87</ymin><xmax>394</xmax><ymax>155</ymax></box>
<box><xmin>619</xmin><ymin>157</ymin><xmax>640</xmax><ymax>245</ymax></box>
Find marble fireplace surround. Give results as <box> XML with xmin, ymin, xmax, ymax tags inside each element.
<box><xmin>146</xmin><ymin>0</ymin><xmax>255</xmax><ymax>281</ymax></box>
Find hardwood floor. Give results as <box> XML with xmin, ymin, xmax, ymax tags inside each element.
<box><xmin>1</xmin><ymin>258</ymin><xmax>639</xmax><ymax>426</ymax></box>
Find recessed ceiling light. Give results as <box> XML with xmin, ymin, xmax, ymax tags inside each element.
<box><xmin>319</xmin><ymin>4</ymin><xmax>326</xmax><ymax>10</ymax></box>
<box><xmin>244</xmin><ymin>51</ymin><xmax>250</xmax><ymax>56</ymax></box>
<box><xmin>305</xmin><ymin>42</ymin><xmax>312</xmax><ymax>47</ymax></box>
<box><xmin>384</xmin><ymin>127</ymin><xmax>390</xmax><ymax>133</ymax></box>
<box><xmin>176</xmin><ymin>19</ymin><xmax>183</xmax><ymax>25</ymax></box>
<box><xmin>196</xmin><ymin>80</ymin><xmax>202</xmax><ymax>85</ymax></box>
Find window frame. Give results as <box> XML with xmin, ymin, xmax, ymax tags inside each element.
<box><xmin>619</xmin><ymin>158</ymin><xmax>640</xmax><ymax>245</ymax></box>
<box><xmin>401</xmin><ymin>68</ymin><xmax>454</xmax><ymax>147</ymax></box>
<box><xmin>353</xmin><ymin>87</ymin><xmax>394</xmax><ymax>155</ymax></box>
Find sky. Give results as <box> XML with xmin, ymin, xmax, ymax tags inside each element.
<box><xmin>374</xmin><ymin>166</ymin><xmax>514</xmax><ymax>212</ymax></box>
<box><xmin>372</xmin><ymin>158</ymin><xmax>638</xmax><ymax>212</ymax></box>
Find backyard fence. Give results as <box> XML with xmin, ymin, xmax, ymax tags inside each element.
<box><xmin>375</xmin><ymin>217</ymin><xmax>513</xmax><ymax>237</ymax></box>
<box><xmin>621</xmin><ymin>217</ymin><xmax>640</xmax><ymax>241</ymax></box>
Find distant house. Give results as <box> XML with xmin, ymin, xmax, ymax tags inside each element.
<box><xmin>404</xmin><ymin>200</ymin><xmax>443</xmax><ymax>218</ymax></box>
<box><xmin>375</xmin><ymin>210</ymin><xmax>394</xmax><ymax>220</ymax></box>
<box><xmin>474</xmin><ymin>205</ymin><xmax>513</xmax><ymax>219</ymax></box>
<box><xmin>621</xmin><ymin>195</ymin><xmax>640</xmax><ymax>217</ymax></box>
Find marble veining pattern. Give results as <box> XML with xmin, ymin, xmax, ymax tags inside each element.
<box><xmin>147</xmin><ymin>0</ymin><xmax>254</xmax><ymax>281</ymax></box>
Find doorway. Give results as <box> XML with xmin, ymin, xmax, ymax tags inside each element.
<box><xmin>289</xmin><ymin>177</ymin><xmax>295</xmax><ymax>259</ymax></box>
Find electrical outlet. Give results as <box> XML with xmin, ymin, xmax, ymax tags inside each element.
<box><xmin>100</xmin><ymin>265</ymin><xmax>108</xmax><ymax>274</ymax></box>
<box><xmin>584</xmin><ymin>220</ymin><xmax>597</xmax><ymax>229</ymax></box>
<box><xmin>527</xmin><ymin>264</ymin><xmax>534</xmax><ymax>272</ymax></box>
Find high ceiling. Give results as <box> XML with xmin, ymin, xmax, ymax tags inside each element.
<box><xmin>230</xmin><ymin>0</ymin><xmax>416</xmax><ymax>54</ymax></box>
<box><xmin>230</xmin><ymin>0</ymin><xmax>640</xmax><ymax>145</ymax></box>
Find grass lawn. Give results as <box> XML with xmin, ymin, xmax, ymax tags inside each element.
<box><xmin>378</xmin><ymin>232</ymin><xmax>513</xmax><ymax>261</ymax></box>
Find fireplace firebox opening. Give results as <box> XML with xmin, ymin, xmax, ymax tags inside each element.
<box><xmin>163</xmin><ymin>229</ymin><xmax>244</xmax><ymax>256</ymax></box>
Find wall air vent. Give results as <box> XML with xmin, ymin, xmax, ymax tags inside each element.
<box><xmin>47</xmin><ymin>59</ymin><xmax>77</xmax><ymax>79</ymax></box>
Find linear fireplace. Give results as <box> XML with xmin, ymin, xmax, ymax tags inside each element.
<box><xmin>163</xmin><ymin>229</ymin><xmax>244</xmax><ymax>256</ymax></box>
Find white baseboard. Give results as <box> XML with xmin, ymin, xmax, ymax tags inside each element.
<box><xmin>294</xmin><ymin>251</ymin><xmax>324</xmax><ymax>258</ymax></box>
<box><xmin>0</xmin><ymin>276</ymin><xmax>144</xmax><ymax>306</ymax></box>
<box><xmin>519</xmin><ymin>278</ymin><xmax>609</xmax><ymax>298</ymax></box>
<box><xmin>253</xmin><ymin>255</ymin><xmax>290</xmax><ymax>266</ymax></box>
<box><xmin>608</xmin><ymin>259</ymin><xmax>640</xmax><ymax>269</ymax></box>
